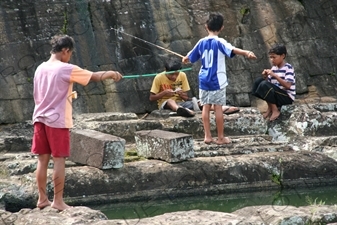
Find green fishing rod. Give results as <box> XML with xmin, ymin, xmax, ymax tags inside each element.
<box><xmin>123</xmin><ymin>67</ymin><xmax>192</xmax><ymax>79</ymax></box>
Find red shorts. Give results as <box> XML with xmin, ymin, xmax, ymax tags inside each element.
<box><xmin>31</xmin><ymin>122</ymin><xmax>70</xmax><ymax>157</ymax></box>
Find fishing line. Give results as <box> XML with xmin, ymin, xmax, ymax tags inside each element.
<box><xmin>110</xmin><ymin>27</ymin><xmax>185</xmax><ymax>58</ymax></box>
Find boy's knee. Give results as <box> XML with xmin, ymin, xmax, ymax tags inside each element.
<box><xmin>259</xmin><ymin>80</ymin><xmax>271</xmax><ymax>88</ymax></box>
<box><xmin>165</xmin><ymin>99</ymin><xmax>178</xmax><ymax>110</ymax></box>
<box><xmin>166</xmin><ymin>99</ymin><xmax>176</xmax><ymax>106</ymax></box>
<box><xmin>254</xmin><ymin>77</ymin><xmax>265</xmax><ymax>84</ymax></box>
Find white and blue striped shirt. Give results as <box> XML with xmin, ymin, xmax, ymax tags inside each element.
<box><xmin>268</xmin><ymin>63</ymin><xmax>296</xmax><ymax>100</ymax></box>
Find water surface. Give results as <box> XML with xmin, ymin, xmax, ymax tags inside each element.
<box><xmin>93</xmin><ymin>186</ymin><xmax>337</xmax><ymax>220</ymax></box>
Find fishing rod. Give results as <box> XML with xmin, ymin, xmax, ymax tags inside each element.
<box><xmin>123</xmin><ymin>67</ymin><xmax>192</xmax><ymax>79</ymax></box>
<box><xmin>110</xmin><ymin>27</ymin><xmax>185</xmax><ymax>58</ymax></box>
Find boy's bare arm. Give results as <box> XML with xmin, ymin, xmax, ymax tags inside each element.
<box><xmin>182</xmin><ymin>56</ymin><xmax>190</xmax><ymax>64</ymax></box>
<box><xmin>263</xmin><ymin>69</ymin><xmax>292</xmax><ymax>89</ymax></box>
<box><xmin>232</xmin><ymin>48</ymin><xmax>257</xmax><ymax>59</ymax></box>
<box><xmin>91</xmin><ymin>71</ymin><xmax>123</xmax><ymax>82</ymax></box>
<box><xmin>175</xmin><ymin>90</ymin><xmax>189</xmax><ymax>101</ymax></box>
<box><xmin>149</xmin><ymin>90</ymin><xmax>175</xmax><ymax>101</ymax></box>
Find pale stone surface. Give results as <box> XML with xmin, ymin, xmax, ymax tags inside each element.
<box><xmin>73</xmin><ymin>112</ymin><xmax>139</xmax><ymax>122</ymax></box>
<box><xmin>268</xmin><ymin>103</ymin><xmax>337</xmax><ymax>142</ymax></box>
<box><xmin>3</xmin><ymin>205</ymin><xmax>336</xmax><ymax>225</ymax></box>
<box><xmin>70</xmin><ymin>129</ymin><xmax>125</xmax><ymax>169</ymax></box>
<box><xmin>135</xmin><ymin>129</ymin><xmax>194</xmax><ymax>162</ymax></box>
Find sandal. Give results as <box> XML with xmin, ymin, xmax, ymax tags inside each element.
<box><xmin>177</xmin><ymin>107</ymin><xmax>195</xmax><ymax>117</ymax></box>
<box><xmin>223</xmin><ymin>106</ymin><xmax>240</xmax><ymax>115</ymax></box>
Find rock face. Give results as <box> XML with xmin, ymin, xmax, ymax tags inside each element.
<box><xmin>1</xmin><ymin>0</ymin><xmax>337</xmax><ymax>124</ymax></box>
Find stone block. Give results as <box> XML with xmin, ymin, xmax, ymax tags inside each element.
<box><xmin>134</xmin><ymin>130</ymin><xmax>194</xmax><ymax>163</ymax></box>
<box><xmin>70</xmin><ymin>129</ymin><xmax>125</xmax><ymax>169</ymax></box>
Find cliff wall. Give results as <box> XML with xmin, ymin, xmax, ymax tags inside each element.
<box><xmin>0</xmin><ymin>0</ymin><xmax>336</xmax><ymax>124</ymax></box>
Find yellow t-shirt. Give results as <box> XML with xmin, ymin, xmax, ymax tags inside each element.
<box><xmin>150</xmin><ymin>71</ymin><xmax>190</xmax><ymax>108</ymax></box>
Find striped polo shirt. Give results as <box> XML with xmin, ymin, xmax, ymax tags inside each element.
<box><xmin>268</xmin><ymin>63</ymin><xmax>296</xmax><ymax>100</ymax></box>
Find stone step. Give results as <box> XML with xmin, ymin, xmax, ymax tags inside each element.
<box><xmin>193</xmin><ymin>135</ymin><xmax>290</xmax><ymax>157</ymax></box>
<box><xmin>74</xmin><ymin>108</ymin><xmax>267</xmax><ymax>141</ymax></box>
<box><xmin>1</xmin><ymin>103</ymin><xmax>337</xmax><ymax>157</ymax></box>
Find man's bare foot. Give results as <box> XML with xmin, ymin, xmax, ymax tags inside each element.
<box><xmin>263</xmin><ymin>111</ymin><xmax>272</xmax><ymax>119</ymax></box>
<box><xmin>216</xmin><ymin>137</ymin><xmax>232</xmax><ymax>145</ymax></box>
<box><xmin>204</xmin><ymin>138</ymin><xmax>215</xmax><ymax>144</ymax></box>
<box><xmin>51</xmin><ymin>202</ymin><xmax>72</xmax><ymax>211</ymax></box>
<box><xmin>37</xmin><ymin>200</ymin><xmax>52</xmax><ymax>209</ymax></box>
<box><xmin>269</xmin><ymin>111</ymin><xmax>280</xmax><ymax>121</ymax></box>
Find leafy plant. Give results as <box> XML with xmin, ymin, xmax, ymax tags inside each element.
<box><xmin>61</xmin><ymin>11</ymin><xmax>68</xmax><ymax>34</ymax></box>
<box><xmin>271</xmin><ymin>158</ymin><xmax>283</xmax><ymax>188</ymax></box>
<box><xmin>305</xmin><ymin>196</ymin><xmax>325</xmax><ymax>206</ymax></box>
<box><xmin>240</xmin><ymin>7</ymin><xmax>250</xmax><ymax>16</ymax></box>
<box><xmin>305</xmin><ymin>196</ymin><xmax>326</xmax><ymax>224</ymax></box>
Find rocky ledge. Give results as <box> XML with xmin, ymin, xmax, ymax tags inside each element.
<box><xmin>0</xmin><ymin>102</ymin><xmax>337</xmax><ymax>221</ymax></box>
<box><xmin>1</xmin><ymin>205</ymin><xmax>336</xmax><ymax>225</ymax></box>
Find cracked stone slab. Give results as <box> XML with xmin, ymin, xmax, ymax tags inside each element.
<box><xmin>70</xmin><ymin>129</ymin><xmax>125</xmax><ymax>169</ymax></box>
<box><xmin>135</xmin><ymin>129</ymin><xmax>194</xmax><ymax>163</ymax></box>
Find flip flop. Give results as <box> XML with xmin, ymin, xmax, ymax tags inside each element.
<box><xmin>177</xmin><ymin>107</ymin><xmax>195</xmax><ymax>117</ymax></box>
<box><xmin>223</xmin><ymin>107</ymin><xmax>240</xmax><ymax>115</ymax></box>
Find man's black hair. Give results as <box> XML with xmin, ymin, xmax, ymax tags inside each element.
<box><xmin>206</xmin><ymin>12</ymin><xmax>224</xmax><ymax>32</ymax></box>
<box><xmin>164</xmin><ymin>57</ymin><xmax>182</xmax><ymax>72</ymax></box>
<box><xmin>50</xmin><ymin>35</ymin><xmax>75</xmax><ymax>53</ymax></box>
<box><xmin>269</xmin><ymin>43</ymin><xmax>287</xmax><ymax>56</ymax></box>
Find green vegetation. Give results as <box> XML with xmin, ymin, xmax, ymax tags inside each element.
<box><xmin>61</xmin><ymin>10</ymin><xmax>68</xmax><ymax>34</ymax></box>
<box><xmin>305</xmin><ymin>196</ymin><xmax>325</xmax><ymax>206</ymax></box>
<box><xmin>240</xmin><ymin>7</ymin><xmax>250</xmax><ymax>16</ymax></box>
<box><xmin>271</xmin><ymin>158</ymin><xmax>283</xmax><ymax>188</ymax></box>
<box><xmin>271</xmin><ymin>172</ymin><xmax>281</xmax><ymax>185</ymax></box>
<box><xmin>125</xmin><ymin>149</ymin><xmax>138</xmax><ymax>157</ymax></box>
<box><xmin>124</xmin><ymin>149</ymin><xmax>146</xmax><ymax>162</ymax></box>
<box><xmin>0</xmin><ymin>165</ymin><xmax>9</xmax><ymax>178</ymax></box>
<box><xmin>305</xmin><ymin>196</ymin><xmax>326</xmax><ymax>225</ymax></box>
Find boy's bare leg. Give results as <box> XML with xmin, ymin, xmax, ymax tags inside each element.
<box><xmin>36</xmin><ymin>154</ymin><xmax>52</xmax><ymax>208</ymax></box>
<box><xmin>165</xmin><ymin>99</ymin><xmax>180</xmax><ymax>111</ymax></box>
<box><xmin>51</xmin><ymin>157</ymin><xmax>71</xmax><ymax>211</ymax></box>
<box><xmin>269</xmin><ymin>103</ymin><xmax>280</xmax><ymax>121</ymax></box>
<box><xmin>214</xmin><ymin>105</ymin><xmax>231</xmax><ymax>145</ymax></box>
<box><xmin>263</xmin><ymin>103</ymin><xmax>272</xmax><ymax>119</ymax></box>
<box><xmin>202</xmin><ymin>104</ymin><xmax>214</xmax><ymax>143</ymax></box>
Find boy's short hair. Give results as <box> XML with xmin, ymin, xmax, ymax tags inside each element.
<box><xmin>206</xmin><ymin>12</ymin><xmax>224</xmax><ymax>32</ymax></box>
<box><xmin>164</xmin><ymin>57</ymin><xmax>182</xmax><ymax>72</ymax></box>
<box><xmin>269</xmin><ymin>43</ymin><xmax>287</xmax><ymax>56</ymax></box>
<box><xmin>50</xmin><ymin>35</ymin><xmax>75</xmax><ymax>53</ymax></box>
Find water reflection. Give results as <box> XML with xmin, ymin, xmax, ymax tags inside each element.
<box><xmin>93</xmin><ymin>186</ymin><xmax>337</xmax><ymax>219</ymax></box>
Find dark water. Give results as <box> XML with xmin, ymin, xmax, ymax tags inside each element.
<box><xmin>93</xmin><ymin>186</ymin><xmax>337</xmax><ymax>220</ymax></box>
